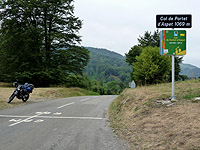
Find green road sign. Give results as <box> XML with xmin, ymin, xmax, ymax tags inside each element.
<box><xmin>160</xmin><ymin>30</ymin><xmax>186</xmax><ymax>55</ymax></box>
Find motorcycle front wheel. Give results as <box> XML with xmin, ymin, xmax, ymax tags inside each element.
<box><xmin>22</xmin><ymin>94</ymin><xmax>29</xmax><ymax>102</ymax></box>
<box><xmin>8</xmin><ymin>92</ymin><xmax>15</xmax><ymax>103</ymax></box>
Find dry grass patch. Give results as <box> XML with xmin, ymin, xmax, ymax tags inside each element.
<box><xmin>0</xmin><ymin>87</ymin><xmax>26</xmax><ymax>109</ymax></box>
<box><xmin>0</xmin><ymin>87</ymin><xmax>98</xmax><ymax>110</ymax></box>
<box><xmin>109</xmin><ymin>79</ymin><xmax>200</xmax><ymax>150</ymax></box>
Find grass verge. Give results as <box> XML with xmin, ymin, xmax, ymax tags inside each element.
<box><xmin>108</xmin><ymin>79</ymin><xmax>200</xmax><ymax>150</ymax></box>
<box><xmin>0</xmin><ymin>87</ymin><xmax>98</xmax><ymax>110</ymax></box>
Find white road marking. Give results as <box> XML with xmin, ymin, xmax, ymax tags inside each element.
<box><xmin>0</xmin><ymin>114</ymin><xmax>106</xmax><ymax>121</ymax></box>
<box><xmin>80</xmin><ymin>98</ymin><xmax>90</xmax><ymax>102</ymax></box>
<box><xmin>53</xmin><ymin>112</ymin><xmax>62</xmax><ymax>115</ymax></box>
<box><xmin>24</xmin><ymin>119</ymin><xmax>33</xmax><ymax>123</ymax></box>
<box><xmin>43</xmin><ymin>112</ymin><xmax>51</xmax><ymax>115</ymax></box>
<box><xmin>36</xmin><ymin>112</ymin><xmax>43</xmax><ymax>115</ymax></box>
<box><xmin>9</xmin><ymin>114</ymin><xmax>42</xmax><ymax>127</ymax></box>
<box><xmin>34</xmin><ymin>120</ymin><xmax>44</xmax><ymax>123</ymax></box>
<box><xmin>57</xmin><ymin>102</ymin><xmax>75</xmax><ymax>109</ymax></box>
<box><xmin>37</xmin><ymin>116</ymin><xmax>106</xmax><ymax>120</ymax></box>
<box><xmin>0</xmin><ymin>115</ymin><xmax>30</xmax><ymax>118</ymax></box>
<box><xmin>9</xmin><ymin>119</ymin><xmax>22</xmax><ymax>122</ymax></box>
<box><xmin>36</xmin><ymin>112</ymin><xmax>51</xmax><ymax>115</ymax></box>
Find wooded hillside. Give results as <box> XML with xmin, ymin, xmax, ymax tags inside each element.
<box><xmin>84</xmin><ymin>47</ymin><xmax>132</xmax><ymax>85</ymax></box>
<box><xmin>180</xmin><ymin>63</ymin><xmax>200</xmax><ymax>78</ymax></box>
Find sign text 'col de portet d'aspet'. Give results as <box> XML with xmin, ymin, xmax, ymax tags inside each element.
<box><xmin>156</xmin><ymin>14</ymin><xmax>192</xmax><ymax>28</ymax></box>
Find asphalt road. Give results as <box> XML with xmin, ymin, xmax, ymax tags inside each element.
<box><xmin>0</xmin><ymin>95</ymin><xmax>128</xmax><ymax>150</ymax></box>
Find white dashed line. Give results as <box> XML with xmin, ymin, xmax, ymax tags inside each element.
<box><xmin>57</xmin><ymin>102</ymin><xmax>75</xmax><ymax>109</ymax></box>
<box><xmin>80</xmin><ymin>98</ymin><xmax>90</xmax><ymax>102</ymax></box>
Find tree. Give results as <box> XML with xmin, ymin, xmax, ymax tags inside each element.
<box><xmin>126</xmin><ymin>30</ymin><xmax>183</xmax><ymax>82</ymax></box>
<box><xmin>125</xmin><ymin>31</ymin><xmax>160</xmax><ymax>67</ymax></box>
<box><xmin>133</xmin><ymin>47</ymin><xmax>171</xmax><ymax>85</ymax></box>
<box><xmin>174</xmin><ymin>56</ymin><xmax>183</xmax><ymax>81</ymax></box>
<box><xmin>53</xmin><ymin>46</ymin><xmax>90</xmax><ymax>75</ymax></box>
<box><xmin>125</xmin><ymin>45</ymin><xmax>142</xmax><ymax>65</ymax></box>
<box><xmin>0</xmin><ymin>0</ymin><xmax>89</xmax><ymax>86</ymax></box>
<box><xmin>104</xmin><ymin>81</ymin><xmax>125</xmax><ymax>95</ymax></box>
<box><xmin>137</xmin><ymin>30</ymin><xmax>160</xmax><ymax>48</ymax></box>
<box><xmin>138</xmin><ymin>30</ymin><xmax>183</xmax><ymax>81</ymax></box>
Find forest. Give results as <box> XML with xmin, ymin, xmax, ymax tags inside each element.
<box><xmin>84</xmin><ymin>47</ymin><xmax>132</xmax><ymax>84</ymax></box>
<box><xmin>0</xmin><ymin>0</ymin><xmax>89</xmax><ymax>87</ymax></box>
<box><xmin>83</xmin><ymin>47</ymin><xmax>132</xmax><ymax>95</ymax></box>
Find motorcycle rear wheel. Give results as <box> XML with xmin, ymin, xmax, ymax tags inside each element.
<box><xmin>8</xmin><ymin>92</ymin><xmax>15</xmax><ymax>103</ymax></box>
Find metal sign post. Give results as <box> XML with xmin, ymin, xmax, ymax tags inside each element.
<box><xmin>160</xmin><ymin>30</ymin><xmax>187</xmax><ymax>100</ymax></box>
<box><xmin>171</xmin><ymin>54</ymin><xmax>176</xmax><ymax>100</ymax></box>
<box><xmin>157</xmin><ymin>14</ymin><xmax>192</xmax><ymax>100</ymax></box>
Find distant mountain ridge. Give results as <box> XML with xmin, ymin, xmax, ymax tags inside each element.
<box><xmin>180</xmin><ymin>63</ymin><xmax>200</xmax><ymax>78</ymax></box>
<box><xmin>85</xmin><ymin>47</ymin><xmax>124</xmax><ymax>60</ymax></box>
<box><xmin>84</xmin><ymin>47</ymin><xmax>200</xmax><ymax>81</ymax></box>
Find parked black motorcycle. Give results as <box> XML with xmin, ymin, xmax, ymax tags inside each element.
<box><xmin>8</xmin><ymin>82</ymin><xmax>34</xmax><ymax>103</ymax></box>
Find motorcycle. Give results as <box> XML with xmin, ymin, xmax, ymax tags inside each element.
<box><xmin>8</xmin><ymin>82</ymin><xmax>34</xmax><ymax>103</ymax></box>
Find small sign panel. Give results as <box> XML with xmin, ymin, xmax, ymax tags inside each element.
<box><xmin>160</xmin><ymin>30</ymin><xmax>186</xmax><ymax>55</ymax></box>
<box><xmin>156</xmin><ymin>14</ymin><xmax>192</xmax><ymax>28</ymax></box>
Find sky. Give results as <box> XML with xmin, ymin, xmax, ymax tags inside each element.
<box><xmin>74</xmin><ymin>0</ymin><xmax>200</xmax><ymax>68</ymax></box>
